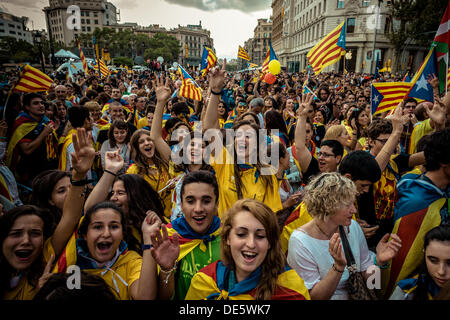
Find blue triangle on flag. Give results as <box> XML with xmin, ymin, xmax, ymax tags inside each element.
<box><xmin>408</xmin><ymin>48</ymin><xmax>438</xmax><ymax>102</ymax></box>
<box><xmin>371</xmin><ymin>85</ymin><xmax>383</xmax><ymax>115</ymax></box>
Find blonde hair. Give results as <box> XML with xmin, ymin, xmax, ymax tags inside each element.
<box><xmin>84</xmin><ymin>101</ymin><xmax>101</xmax><ymax>112</ymax></box>
<box><xmin>220</xmin><ymin>199</ymin><xmax>285</xmax><ymax>300</ymax></box>
<box><xmin>323</xmin><ymin>125</ymin><xmax>347</xmax><ymax>141</ymax></box>
<box><xmin>303</xmin><ymin>172</ymin><xmax>357</xmax><ymax>220</ymax></box>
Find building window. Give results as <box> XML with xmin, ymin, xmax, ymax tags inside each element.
<box><xmin>346</xmin><ymin>17</ymin><xmax>356</xmax><ymax>33</ymax></box>
<box><xmin>82</xmin><ymin>26</ymin><xmax>86</xmax><ymax>32</ymax></box>
<box><xmin>94</xmin><ymin>12</ymin><xmax>98</xmax><ymax>17</ymax></box>
<box><xmin>81</xmin><ymin>11</ymin><xmax>84</xmax><ymax>16</ymax></box>
<box><xmin>87</xmin><ymin>26</ymin><xmax>91</xmax><ymax>32</ymax></box>
<box><xmin>9</xmin><ymin>30</ymin><xmax>16</xmax><ymax>34</ymax></box>
<box><xmin>94</xmin><ymin>20</ymin><xmax>98</xmax><ymax>25</ymax></box>
<box><xmin>81</xmin><ymin>19</ymin><xmax>85</xmax><ymax>24</ymax></box>
<box><xmin>337</xmin><ymin>0</ymin><xmax>344</xmax><ymax>8</ymax></box>
<box><xmin>86</xmin><ymin>11</ymin><xmax>90</xmax><ymax>17</ymax></box>
<box><xmin>86</xmin><ymin>19</ymin><xmax>90</xmax><ymax>24</ymax></box>
<box><xmin>362</xmin><ymin>0</ymin><xmax>370</xmax><ymax>7</ymax></box>
<box><xmin>324</xmin><ymin>0</ymin><xmax>326</xmax><ymax>12</ymax></box>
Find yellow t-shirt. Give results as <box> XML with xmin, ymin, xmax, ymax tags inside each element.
<box><xmin>211</xmin><ymin>147</ymin><xmax>282</xmax><ymax>219</ymax></box>
<box><xmin>3</xmin><ymin>238</ymin><xmax>55</xmax><ymax>300</ymax></box>
<box><xmin>137</xmin><ymin>117</ymin><xmax>148</xmax><ymax>129</ymax></box>
<box><xmin>409</xmin><ymin>119</ymin><xmax>433</xmax><ymax>154</ymax></box>
<box><xmin>126</xmin><ymin>163</ymin><xmax>174</xmax><ymax>219</ymax></box>
<box><xmin>83</xmin><ymin>250</ymin><xmax>142</xmax><ymax>300</ymax></box>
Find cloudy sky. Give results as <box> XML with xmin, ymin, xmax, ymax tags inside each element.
<box><xmin>0</xmin><ymin>0</ymin><xmax>272</xmax><ymax>60</ymax></box>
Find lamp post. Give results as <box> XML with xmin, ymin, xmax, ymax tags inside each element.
<box><xmin>370</xmin><ymin>0</ymin><xmax>382</xmax><ymax>74</ymax></box>
<box><xmin>34</xmin><ymin>31</ymin><xmax>45</xmax><ymax>73</ymax></box>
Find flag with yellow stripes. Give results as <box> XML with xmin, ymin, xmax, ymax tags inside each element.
<box><xmin>238</xmin><ymin>45</ymin><xmax>251</xmax><ymax>61</ymax></box>
<box><xmin>14</xmin><ymin>64</ymin><xmax>53</xmax><ymax>93</ymax></box>
<box><xmin>371</xmin><ymin>82</ymin><xmax>413</xmax><ymax>116</ymax></box>
<box><xmin>77</xmin><ymin>40</ymin><xmax>89</xmax><ymax>75</ymax></box>
<box><xmin>200</xmin><ymin>46</ymin><xmax>217</xmax><ymax>77</ymax></box>
<box><xmin>307</xmin><ymin>22</ymin><xmax>346</xmax><ymax>74</ymax></box>
<box><xmin>178</xmin><ymin>65</ymin><xmax>202</xmax><ymax>101</ymax></box>
<box><xmin>93</xmin><ymin>59</ymin><xmax>110</xmax><ymax>78</ymax></box>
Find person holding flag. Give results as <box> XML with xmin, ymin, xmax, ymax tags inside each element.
<box><xmin>6</xmin><ymin>93</ymin><xmax>58</xmax><ymax>190</ymax></box>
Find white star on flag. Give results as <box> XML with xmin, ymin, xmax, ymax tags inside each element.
<box><xmin>373</xmin><ymin>94</ymin><xmax>380</xmax><ymax>104</ymax></box>
<box><xmin>415</xmin><ymin>74</ymin><xmax>429</xmax><ymax>92</ymax></box>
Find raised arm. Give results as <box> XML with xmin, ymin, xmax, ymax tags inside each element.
<box><xmin>203</xmin><ymin>60</ymin><xmax>227</xmax><ymax>131</ymax></box>
<box><xmin>52</xmin><ymin>128</ymin><xmax>95</xmax><ymax>257</ymax></box>
<box><xmin>84</xmin><ymin>150</ymin><xmax>124</xmax><ymax>212</ymax></box>
<box><xmin>375</xmin><ymin>104</ymin><xmax>403</xmax><ymax>172</ymax></box>
<box><xmin>150</xmin><ymin>76</ymin><xmax>172</xmax><ymax>162</ymax></box>
<box><xmin>294</xmin><ymin>93</ymin><xmax>314</xmax><ymax>173</ymax></box>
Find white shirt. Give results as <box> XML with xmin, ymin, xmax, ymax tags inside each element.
<box><xmin>287</xmin><ymin>219</ymin><xmax>375</xmax><ymax>300</ymax></box>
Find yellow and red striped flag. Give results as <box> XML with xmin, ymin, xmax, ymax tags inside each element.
<box><xmin>447</xmin><ymin>67</ymin><xmax>450</xmax><ymax>89</ymax></box>
<box><xmin>94</xmin><ymin>59</ymin><xmax>110</xmax><ymax>78</ymax></box>
<box><xmin>371</xmin><ymin>82</ymin><xmax>413</xmax><ymax>116</ymax></box>
<box><xmin>307</xmin><ymin>21</ymin><xmax>346</xmax><ymax>74</ymax></box>
<box><xmin>238</xmin><ymin>45</ymin><xmax>251</xmax><ymax>61</ymax></box>
<box><xmin>77</xmin><ymin>40</ymin><xmax>89</xmax><ymax>75</ymax></box>
<box><xmin>178</xmin><ymin>65</ymin><xmax>202</xmax><ymax>101</ymax></box>
<box><xmin>14</xmin><ymin>64</ymin><xmax>53</xmax><ymax>93</ymax></box>
<box><xmin>260</xmin><ymin>42</ymin><xmax>278</xmax><ymax>79</ymax></box>
<box><xmin>200</xmin><ymin>46</ymin><xmax>217</xmax><ymax>77</ymax></box>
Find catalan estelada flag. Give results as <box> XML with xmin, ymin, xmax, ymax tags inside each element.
<box><xmin>77</xmin><ymin>40</ymin><xmax>89</xmax><ymax>75</ymax></box>
<box><xmin>200</xmin><ymin>46</ymin><xmax>217</xmax><ymax>77</ymax></box>
<box><xmin>185</xmin><ymin>260</ymin><xmax>310</xmax><ymax>300</ymax></box>
<box><xmin>238</xmin><ymin>45</ymin><xmax>251</xmax><ymax>61</ymax></box>
<box><xmin>261</xmin><ymin>42</ymin><xmax>278</xmax><ymax>77</ymax></box>
<box><xmin>247</xmin><ymin>62</ymin><xmax>258</xmax><ymax>69</ymax></box>
<box><xmin>307</xmin><ymin>22</ymin><xmax>346</xmax><ymax>74</ymax></box>
<box><xmin>382</xmin><ymin>172</ymin><xmax>449</xmax><ymax>298</ymax></box>
<box><xmin>6</xmin><ymin>112</ymin><xmax>58</xmax><ymax>178</ymax></box>
<box><xmin>14</xmin><ymin>64</ymin><xmax>53</xmax><ymax>93</ymax></box>
<box><xmin>405</xmin><ymin>46</ymin><xmax>438</xmax><ymax>103</ymax></box>
<box><xmin>371</xmin><ymin>82</ymin><xmax>413</xmax><ymax>116</ymax></box>
<box><xmin>178</xmin><ymin>65</ymin><xmax>202</xmax><ymax>101</ymax></box>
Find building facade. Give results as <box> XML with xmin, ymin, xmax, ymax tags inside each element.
<box><xmin>44</xmin><ymin>0</ymin><xmax>119</xmax><ymax>47</ymax></box>
<box><xmin>244</xmin><ymin>18</ymin><xmax>273</xmax><ymax>66</ymax></box>
<box><xmin>271</xmin><ymin>0</ymin><xmax>284</xmax><ymax>57</ymax></box>
<box><xmin>0</xmin><ymin>9</ymin><xmax>33</xmax><ymax>44</ymax></box>
<box><xmin>276</xmin><ymin>0</ymin><xmax>427</xmax><ymax>74</ymax></box>
<box><xmin>104</xmin><ymin>21</ymin><xmax>214</xmax><ymax>67</ymax></box>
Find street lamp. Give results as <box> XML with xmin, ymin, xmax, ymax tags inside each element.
<box><xmin>34</xmin><ymin>31</ymin><xmax>45</xmax><ymax>73</ymax></box>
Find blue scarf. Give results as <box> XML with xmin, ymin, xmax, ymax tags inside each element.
<box><xmin>206</xmin><ymin>261</ymin><xmax>262</xmax><ymax>300</ymax></box>
<box><xmin>171</xmin><ymin>215</ymin><xmax>221</xmax><ymax>244</ymax></box>
<box><xmin>75</xmin><ymin>238</ymin><xmax>128</xmax><ymax>270</ymax></box>
<box><xmin>18</xmin><ymin>112</ymin><xmax>50</xmax><ymax>133</ymax></box>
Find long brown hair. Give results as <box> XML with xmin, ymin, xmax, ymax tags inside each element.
<box><xmin>129</xmin><ymin>129</ymin><xmax>170</xmax><ymax>190</ymax></box>
<box><xmin>231</xmin><ymin>120</ymin><xmax>273</xmax><ymax>200</ymax></box>
<box><xmin>220</xmin><ymin>199</ymin><xmax>285</xmax><ymax>300</ymax></box>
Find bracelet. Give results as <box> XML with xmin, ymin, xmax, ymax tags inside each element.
<box><xmin>104</xmin><ymin>169</ymin><xmax>118</xmax><ymax>177</ymax></box>
<box><xmin>142</xmin><ymin>244</ymin><xmax>153</xmax><ymax>251</ymax></box>
<box><xmin>332</xmin><ymin>263</ymin><xmax>344</xmax><ymax>273</ymax></box>
<box><xmin>210</xmin><ymin>89</ymin><xmax>222</xmax><ymax>96</ymax></box>
<box><xmin>374</xmin><ymin>256</ymin><xmax>390</xmax><ymax>269</ymax></box>
<box><xmin>160</xmin><ymin>263</ymin><xmax>177</xmax><ymax>284</ymax></box>
<box><xmin>70</xmin><ymin>176</ymin><xmax>94</xmax><ymax>186</ymax></box>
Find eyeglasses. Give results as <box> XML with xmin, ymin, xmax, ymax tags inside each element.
<box><xmin>375</xmin><ymin>138</ymin><xmax>389</xmax><ymax>144</ymax></box>
<box><xmin>317</xmin><ymin>152</ymin><xmax>335</xmax><ymax>158</ymax></box>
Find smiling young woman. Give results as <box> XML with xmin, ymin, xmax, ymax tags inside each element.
<box><xmin>185</xmin><ymin>199</ymin><xmax>310</xmax><ymax>300</ymax></box>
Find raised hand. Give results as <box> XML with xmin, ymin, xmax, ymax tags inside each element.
<box><xmin>375</xmin><ymin>233</ymin><xmax>402</xmax><ymax>266</ymax></box>
<box><xmin>71</xmin><ymin>128</ymin><xmax>96</xmax><ymax>176</ymax></box>
<box><xmin>38</xmin><ymin>254</ymin><xmax>54</xmax><ymax>290</ymax></box>
<box><xmin>427</xmin><ymin>73</ymin><xmax>440</xmax><ymax>90</ymax></box>
<box><xmin>425</xmin><ymin>96</ymin><xmax>447</xmax><ymax>130</ymax></box>
<box><xmin>329</xmin><ymin>233</ymin><xmax>347</xmax><ymax>270</ymax></box>
<box><xmin>141</xmin><ymin>210</ymin><xmax>162</xmax><ymax>240</ymax></box>
<box><xmin>297</xmin><ymin>93</ymin><xmax>314</xmax><ymax>118</ymax></box>
<box><xmin>388</xmin><ymin>103</ymin><xmax>404</xmax><ymax>134</ymax></box>
<box><xmin>154</xmin><ymin>75</ymin><xmax>172</xmax><ymax>104</ymax></box>
<box><xmin>104</xmin><ymin>150</ymin><xmax>124</xmax><ymax>174</ymax></box>
<box><xmin>208</xmin><ymin>59</ymin><xmax>227</xmax><ymax>92</ymax></box>
<box><xmin>150</xmin><ymin>224</ymin><xmax>180</xmax><ymax>271</ymax></box>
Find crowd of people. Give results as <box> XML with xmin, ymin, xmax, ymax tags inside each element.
<box><xmin>0</xmin><ymin>60</ymin><xmax>449</xmax><ymax>301</ymax></box>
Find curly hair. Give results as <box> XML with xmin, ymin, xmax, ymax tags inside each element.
<box><xmin>303</xmin><ymin>172</ymin><xmax>357</xmax><ymax>220</ymax></box>
<box><xmin>367</xmin><ymin>118</ymin><xmax>392</xmax><ymax>141</ymax></box>
<box><xmin>220</xmin><ymin>199</ymin><xmax>285</xmax><ymax>300</ymax></box>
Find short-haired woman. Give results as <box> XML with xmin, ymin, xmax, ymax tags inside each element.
<box><xmin>287</xmin><ymin>172</ymin><xmax>402</xmax><ymax>300</ymax></box>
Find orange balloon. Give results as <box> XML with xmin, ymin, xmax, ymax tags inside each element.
<box><xmin>264</xmin><ymin>73</ymin><xmax>276</xmax><ymax>84</ymax></box>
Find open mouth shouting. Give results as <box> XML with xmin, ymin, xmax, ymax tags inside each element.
<box><xmin>241</xmin><ymin>251</ymin><xmax>258</xmax><ymax>264</ymax></box>
<box><xmin>14</xmin><ymin>249</ymin><xmax>34</xmax><ymax>263</ymax></box>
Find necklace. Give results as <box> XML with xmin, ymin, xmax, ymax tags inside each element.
<box><xmin>315</xmin><ymin>220</ymin><xmax>335</xmax><ymax>239</ymax></box>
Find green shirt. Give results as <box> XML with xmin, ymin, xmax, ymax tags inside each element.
<box><xmin>173</xmin><ymin>236</ymin><xmax>221</xmax><ymax>300</ymax></box>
